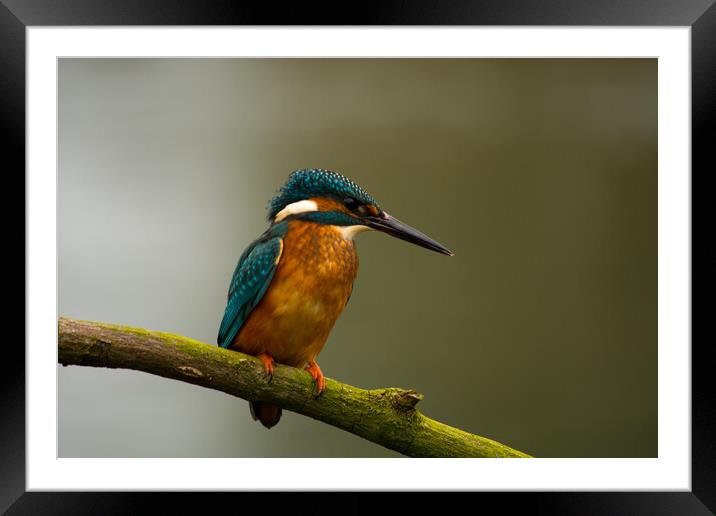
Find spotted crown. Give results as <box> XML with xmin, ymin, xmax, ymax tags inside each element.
<box><xmin>267</xmin><ymin>168</ymin><xmax>379</xmax><ymax>221</ymax></box>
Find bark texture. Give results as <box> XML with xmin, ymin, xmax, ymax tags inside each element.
<box><xmin>58</xmin><ymin>317</ymin><xmax>531</xmax><ymax>458</ymax></box>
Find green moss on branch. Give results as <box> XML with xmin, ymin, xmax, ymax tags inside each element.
<box><xmin>58</xmin><ymin>316</ymin><xmax>531</xmax><ymax>458</ymax></box>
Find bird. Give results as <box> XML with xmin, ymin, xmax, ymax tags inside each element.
<box><xmin>217</xmin><ymin>168</ymin><xmax>453</xmax><ymax>428</ymax></box>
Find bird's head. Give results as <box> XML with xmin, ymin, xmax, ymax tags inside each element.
<box><xmin>267</xmin><ymin>168</ymin><xmax>454</xmax><ymax>256</ymax></box>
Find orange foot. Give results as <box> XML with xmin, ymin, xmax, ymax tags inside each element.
<box><xmin>257</xmin><ymin>353</ymin><xmax>275</xmax><ymax>382</ymax></box>
<box><xmin>305</xmin><ymin>360</ymin><xmax>326</xmax><ymax>397</ymax></box>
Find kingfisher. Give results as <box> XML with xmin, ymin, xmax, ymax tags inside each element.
<box><xmin>217</xmin><ymin>168</ymin><xmax>453</xmax><ymax>428</ymax></box>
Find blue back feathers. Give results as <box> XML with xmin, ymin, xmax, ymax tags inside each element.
<box><xmin>267</xmin><ymin>168</ymin><xmax>379</xmax><ymax>221</ymax></box>
<box><xmin>217</xmin><ymin>222</ymin><xmax>288</xmax><ymax>348</ymax></box>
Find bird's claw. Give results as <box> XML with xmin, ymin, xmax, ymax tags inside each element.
<box><xmin>258</xmin><ymin>353</ymin><xmax>275</xmax><ymax>383</ymax></box>
<box><xmin>305</xmin><ymin>360</ymin><xmax>326</xmax><ymax>398</ymax></box>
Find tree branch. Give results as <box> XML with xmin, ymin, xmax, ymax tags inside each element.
<box><xmin>58</xmin><ymin>316</ymin><xmax>531</xmax><ymax>458</ymax></box>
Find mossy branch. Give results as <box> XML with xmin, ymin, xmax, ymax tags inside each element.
<box><xmin>58</xmin><ymin>316</ymin><xmax>531</xmax><ymax>458</ymax></box>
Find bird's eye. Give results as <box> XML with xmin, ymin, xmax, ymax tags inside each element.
<box><xmin>343</xmin><ymin>197</ymin><xmax>360</xmax><ymax>211</ymax></box>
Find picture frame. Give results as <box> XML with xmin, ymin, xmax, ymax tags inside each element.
<box><xmin>6</xmin><ymin>0</ymin><xmax>709</xmax><ymax>512</ymax></box>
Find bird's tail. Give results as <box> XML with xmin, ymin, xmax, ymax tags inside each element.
<box><xmin>249</xmin><ymin>401</ymin><xmax>282</xmax><ymax>429</ymax></box>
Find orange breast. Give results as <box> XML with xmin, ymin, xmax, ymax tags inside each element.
<box><xmin>233</xmin><ymin>220</ymin><xmax>359</xmax><ymax>367</ymax></box>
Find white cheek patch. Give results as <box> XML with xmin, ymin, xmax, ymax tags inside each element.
<box><xmin>335</xmin><ymin>225</ymin><xmax>373</xmax><ymax>240</ymax></box>
<box><xmin>274</xmin><ymin>200</ymin><xmax>318</xmax><ymax>222</ymax></box>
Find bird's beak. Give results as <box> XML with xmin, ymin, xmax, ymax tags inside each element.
<box><xmin>365</xmin><ymin>212</ymin><xmax>454</xmax><ymax>256</ymax></box>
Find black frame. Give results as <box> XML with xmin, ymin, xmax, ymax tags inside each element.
<box><xmin>5</xmin><ymin>1</ymin><xmax>711</xmax><ymax>513</ymax></box>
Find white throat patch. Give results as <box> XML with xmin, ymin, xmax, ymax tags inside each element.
<box><xmin>335</xmin><ymin>225</ymin><xmax>373</xmax><ymax>241</ymax></box>
<box><xmin>274</xmin><ymin>200</ymin><xmax>318</xmax><ymax>222</ymax></box>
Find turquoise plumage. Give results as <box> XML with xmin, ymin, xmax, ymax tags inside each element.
<box><xmin>217</xmin><ymin>222</ymin><xmax>287</xmax><ymax>349</ymax></box>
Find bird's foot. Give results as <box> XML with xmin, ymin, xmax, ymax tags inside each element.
<box><xmin>305</xmin><ymin>360</ymin><xmax>326</xmax><ymax>397</ymax></box>
<box><xmin>257</xmin><ymin>353</ymin><xmax>275</xmax><ymax>383</ymax></box>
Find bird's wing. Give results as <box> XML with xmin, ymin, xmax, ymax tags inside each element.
<box><xmin>217</xmin><ymin>235</ymin><xmax>284</xmax><ymax>348</ymax></box>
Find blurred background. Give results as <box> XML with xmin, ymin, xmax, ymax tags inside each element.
<box><xmin>58</xmin><ymin>58</ymin><xmax>657</xmax><ymax>458</ymax></box>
